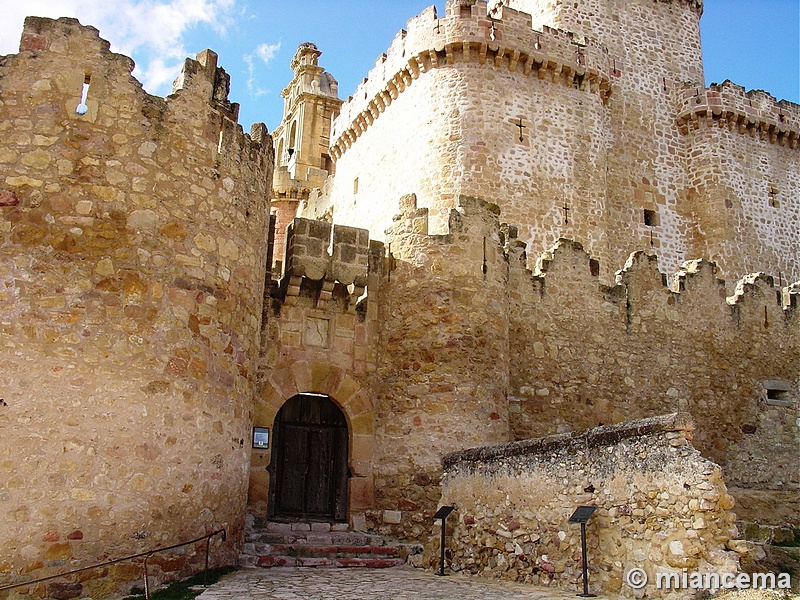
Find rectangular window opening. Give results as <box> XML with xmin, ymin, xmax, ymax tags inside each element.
<box><xmin>643</xmin><ymin>209</ymin><xmax>659</xmax><ymax>227</ymax></box>
<box><xmin>767</xmin><ymin>389</ymin><xmax>789</xmax><ymax>401</ymax></box>
<box><xmin>763</xmin><ymin>380</ymin><xmax>793</xmax><ymax>407</ymax></box>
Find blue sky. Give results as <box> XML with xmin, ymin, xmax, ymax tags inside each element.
<box><xmin>1</xmin><ymin>1</ymin><xmax>798</xmax><ymax>131</ymax></box>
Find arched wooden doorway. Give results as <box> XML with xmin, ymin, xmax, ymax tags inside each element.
<box><xmin>268</xmin><ymin>394</ymin><xmax>349</xmax><ymax>521</ymax></box>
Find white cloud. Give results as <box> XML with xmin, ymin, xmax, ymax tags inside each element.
<box><xmin>0</xmin><ymin>0</ymin><xmax>238</xmax><ymax>95</ymax></box>
<box><xmin>255</xmin><ymin>42</ymin><xmax>280</xmax><ymax>65</ymax></box>
<box><xmin>244</xmin><ymin>41</ymin><xmax>280</xmax><ymax>97</ymax></box>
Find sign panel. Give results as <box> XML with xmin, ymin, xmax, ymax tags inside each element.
<box><xmin>569</xmin><ymin>506</ymin><xmax>597</xmax><ymax>524</ymax></box>
<box><xmin>252</xmin><ymin>427</ymin><xmax>270</xmax><ymax>449</ymax></box>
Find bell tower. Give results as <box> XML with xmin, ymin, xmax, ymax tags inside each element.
<box><xmin>271</xmin><ymin>43</ymin><xmax>342</xmax><ymax>271</ymax></box>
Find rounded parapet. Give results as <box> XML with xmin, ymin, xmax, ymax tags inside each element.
<box><xmin>677</xmin><ymin>81</ymin><xmax>800</xmax><ymax>148</ymax></box>
<box><xmin>330</xmin><ymin>0</ymin><xmax>612</xmax><ymax>159</ymax></box>
<box><xmin>490</xmin><ymin>0</ymin><xmax>703</xmax><ymax>17</ymax></box>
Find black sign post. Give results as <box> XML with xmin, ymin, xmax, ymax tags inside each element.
<box><xmin>568</xmin><ymin>506</ymin><xmax>597</xmax><ymax>597</ymax></box>
<box><xmin>433</xmin><ymin>505</ymin><xmax>456</xmax><ymax>576</ymax></box>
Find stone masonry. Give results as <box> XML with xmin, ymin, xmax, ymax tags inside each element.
<box><xmin>440</xmin><ymin>414</ymin><xmax>742</xmax><ymax>597</ymax></box>
<box><xmin>0</xmin><ymin>1</ymin><xmax>798</xmax><ymax>598</ymax></box>
<box><xmin>0</xmin><ymin>17</ymin><xmax>273</xmax><ymax>598</ymax></box>
<box><xmin>301</xmin><ymin>0</ymin><xmax>798</xmax><ymax>286</ymax></box>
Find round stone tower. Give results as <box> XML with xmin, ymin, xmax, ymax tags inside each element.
<box><xmin>0</xmin><ymin>17</ymin><xmax>273</xmax><ymax>596</ymax></box>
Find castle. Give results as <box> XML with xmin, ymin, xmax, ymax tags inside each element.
<box><xmin>0</xmin><ymin>0</ymin><xmax>797</xmax><ymax>597</ymax></box>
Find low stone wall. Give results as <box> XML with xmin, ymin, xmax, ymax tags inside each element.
<box><xmin>439</xmin><ymin>414</ymin><xmax>744</xmax><ymax>597</ymax></box>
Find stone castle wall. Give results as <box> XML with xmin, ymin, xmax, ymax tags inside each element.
<box><xmin>303</xmin><ymin>0</ymin><xmax>616</xmax><ymax>274</ymax></box>
<box><xmin>0</xmin><ymin>7</ymin><xmax>798</xmax><ymax>598</ymax></box>
<box><xmin>440</xmin><ymin>414</ymin><xmax>742</xmax><ymax>597</ymax></box>
<box><xmin>264</xmin><ymin>195</ymin><xmax>797</xmax><ymax>541</ymax></box>
<box><xmin>304</xmin><ymin>0</ymin><xmax>798</xmax><ymax>287</ymax></box>
<box><xmin>505</xmin><ymin>232</ymin><xmax>799</xmax><ymax>494</ymax></box>
<box><xmin>369</xmin><ymin>195</ymin><xmax>514</xmax><ymax>538</ymax></box>
<box><xmin>0</xmin><ymin>17</ymin><xmax>273</xmax><ymax>596</ymax></box>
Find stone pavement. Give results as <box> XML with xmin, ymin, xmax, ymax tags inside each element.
<box><xmin>195</xmin><ymin>566</ymin><xmax>596</xmax><ymax>599</ymax></box>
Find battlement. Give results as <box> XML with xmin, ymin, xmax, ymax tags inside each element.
<box><xmin>281</xmin><ymin>218</ymin><xmax>380</xmax><ymax>310</ymax></box>
<box><xmin>657</xmin><ymin>0</ymin><xmax>703</xmax><ymax>14</ymax></box>
<box><xmin>677</xmin><ymin>80</ymin><xmax>800</xmax><ymax>147</ymax></box>
<box><xmin>14</xmin><ymin>17</ymin><xmax>268</xmax><ymax>165</ymax></box>
<box><xmin>386</xmin><ymin>194</ymin><xmax>798</xmax><ymax>321</ymax></box>
<box><xmin>330</xmin><ymin>0</ymin><xmax>611</xmax><ymax>159</ymax></box>
<box><xmin>490</xmin><ymin>0</ymin><xmax>703</xmax><ymax>18</ymax></box>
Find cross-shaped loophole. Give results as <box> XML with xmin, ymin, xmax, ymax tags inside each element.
<box><xmin>514</xmin><ymin>118</ymin><xmax>526</xmax><ymax>142</ymax></box>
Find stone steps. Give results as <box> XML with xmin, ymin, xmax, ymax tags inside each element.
<box><xmin>240</xmin><ymin>519</ymin><xmax>421</xmax><ymax>569</ymax></box>
<box><xmin>250</xmin><ymin>555</ymin><xmax>407</xmax><ymax>568</ymax></box>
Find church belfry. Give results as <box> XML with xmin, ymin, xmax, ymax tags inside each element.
<box><xmin>271</xmin><ymin>42</ymin><xmax>342</xmax><ymax>271</ymax></box>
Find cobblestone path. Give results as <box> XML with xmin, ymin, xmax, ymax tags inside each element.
<box><xmin>195</xmin><ymin>566</ymin><xmax>591</xmax><ymax>599</ymax></box>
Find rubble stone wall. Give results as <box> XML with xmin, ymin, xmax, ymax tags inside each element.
<box><xmin>440</xmin><ymin>414</ymin><xmax>742</xmax><ymax>597</ymax></box>
<box><xmin>0</xmin><ymin>17</ymin><xmax>273</xmax><ymax>597</ymax></box>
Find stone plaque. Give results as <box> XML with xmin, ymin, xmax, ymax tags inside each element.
<box><xmin>304</xmin><ymin>317</ymin><xmax>330</xmax><ymax>347</ymax></box>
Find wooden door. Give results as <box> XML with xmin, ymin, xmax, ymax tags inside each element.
<box><xmin>269</xmin><ymin>395</ymin><xmax>349</xmax><ymax>521</ymax></box>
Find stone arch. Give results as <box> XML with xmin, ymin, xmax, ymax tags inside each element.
<box><xmin>249</xmin><ymin>361</ymin><xmax>375</xmax><ymax>524</ymax></box>
<box><xmin>276</xmin><ymin>138</ymin><xmax>285</xmax><ymax>166</ymax></box>
<box><xmin>288</xmin><ymin>120</ymin><xmax>297</xmax><ymax>154</ymax></box>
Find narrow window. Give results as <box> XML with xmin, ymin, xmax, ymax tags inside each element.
<box><xmin>353</xmin><ymin>177</ymin><xmax>359</xmax><ymax>195</ymax></box>
<box><xmin>76</xmin><ymin>74</ymin><xmax>91</xmax><ymax>115</ymax></box>
<box><xmin>643</xmin><ymin>209</ymin><xmax>659</xmax><ymax>227</ymax></box>
<box><xmin>767</xmin><ymin>389</ymin><xmax>789</xmax><ymax>401</ymax></box>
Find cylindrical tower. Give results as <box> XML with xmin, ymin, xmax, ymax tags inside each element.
<box><xmin>497</xmin><ymin>0</ymin><xmax>705</xmax><ymax>276</ymax></box>
<box><xmin>0</xmin><ymin>17</ymin><xmax>273</xmax><ymax>596</ymax></box>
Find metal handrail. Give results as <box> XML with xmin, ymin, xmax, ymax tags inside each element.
<box><xmin>0</xmin><ymin>528</ymin><xmax>226</xmax><ymax>599</ymax></box>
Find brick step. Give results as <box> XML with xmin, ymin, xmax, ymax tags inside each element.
<box><xmin>241</xmin><ymin>518</ymin><xmax>422</xmax><ymax>569</ymax></box>
<box><xmin>249</xmin><ymin>543</ymin><xmax>400</xmax><ymax>558</ymax></box>
<box><xmin>246</xmin><ymin>531</ymin><xmax>382</xmax><ymax>546</ymax></box>
<box><xmin>251</xmin><ymin>556</ymin><xmax>407</xmax><ymax>568</ymax></box>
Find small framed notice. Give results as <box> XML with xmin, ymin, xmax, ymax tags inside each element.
<box><xmin>252</xmin><ymin>427</ymin><xmax>269</xmax><ymax>449</ymax></box>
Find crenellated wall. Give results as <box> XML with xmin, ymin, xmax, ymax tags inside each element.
<box><xmin>0</xmin><ymin>17</ymin><xmax>273</xmax><ymax>597</ymax></box>
<box><xmin>1</xmin><ymin>7</ymin><xmax>798</xmax><ymax>593</ymax></box>
<box><xmin>302</xmin><ymin>0</ymin><xmax>799</xmax><ymax>290</ymax></box>
<box><xmin>505</xmin><ymin>230</ymin><xmax>799</xmax><ymax>496</ymax></box>
<box><xmin>310</xmin><ymin>193</ymin><xmax>798</xmax><ymax>538</ymax></box>
<box><xmin>273</xmin><ymin>194</ymin><xmax>799</xmax><ymax>540</ymax></box>
<box><xmin>330</xmin><ymin>0</ymin><xmax>611</xmax><ymax>155</ymax></box>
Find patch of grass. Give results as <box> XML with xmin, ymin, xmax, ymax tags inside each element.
<box><xmin>123</xmin><ymin>566</ymin><xmax>236</xmax><ymax>600</ymax></box>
